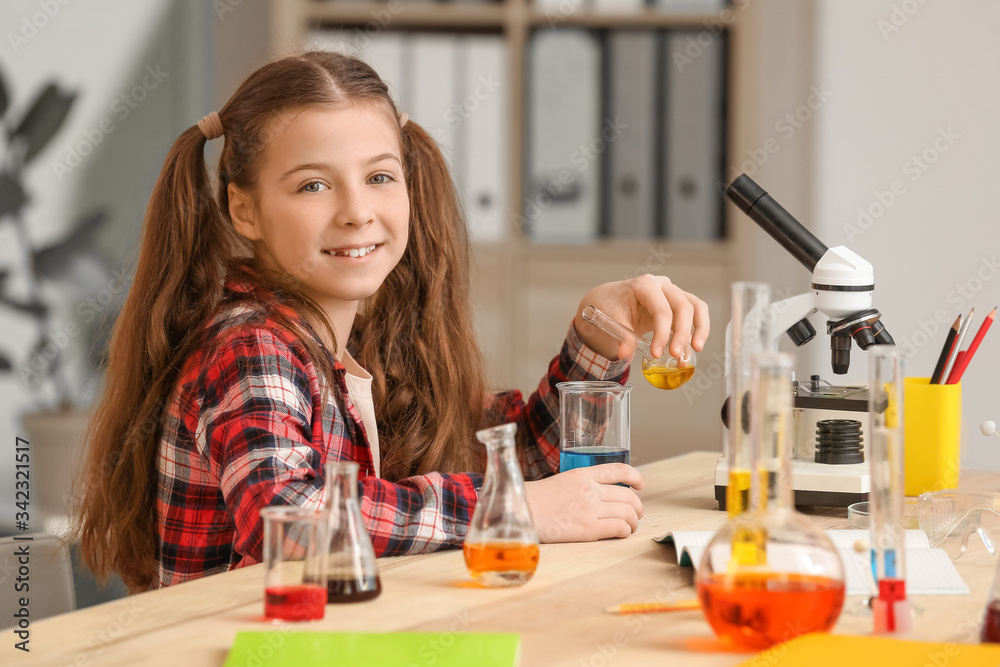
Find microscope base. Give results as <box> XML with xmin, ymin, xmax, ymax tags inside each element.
<box><xmin>714</xmin><ymin>458</ymin><xmax>870</xmax><ymax>510</ymax></box>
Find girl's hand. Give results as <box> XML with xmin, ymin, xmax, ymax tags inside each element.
<box><xmin>573</xmin><ymin>274</ymin><xmax>710</xmax><ymax>361</ymax></box>
<box><xmin>524</xmin><ymin>464</ymin><xmax>644</xmax><ymax>543</ymax></box>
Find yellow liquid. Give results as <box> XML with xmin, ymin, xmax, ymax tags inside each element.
<box><xmin>726</xmin><ymin>469</ymin><xmax>752</xmax><ymax>518</ymax></box>
<box><xmin>726</xmin><ymin>469</ymin><xmax>767</xmax><ymax>567</ymax></box>
<box><xmin>642</xmin><ymin>365</ymin><xmax>695</xmax><ymax>390</ymax></box>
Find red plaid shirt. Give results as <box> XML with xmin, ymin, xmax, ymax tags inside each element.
<box><xmin>155</xmin><ymin>277</ymin><xmax>629</xmax><ymax>587</ymax></box>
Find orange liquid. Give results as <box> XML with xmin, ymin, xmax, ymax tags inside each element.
<box><xmin>697</xmin><ymin>572</ymin><xmax>844</xmax><ymax>650</ymax></box>
<box><xmin>642</xmin><ymin>365</ymin><xmax>696</xmax><ymax>390</ymax></box>
<box><xmin>464</xmin><ymin>542</ymin><xmax>539</xmax><ymax>586</ymax></box>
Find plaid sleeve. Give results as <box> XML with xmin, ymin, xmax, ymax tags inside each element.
<box><xmin>202</xmin><ymin>325</ymin><xmax>483</xmax><ymax>561</ymax></box>
<box><xmin>359</xmin><ymin>472</ymin><xmax>483</xmax><ymax>556</ymax></box>
<box><xmin>487</xmin><ymin>321</ymin><xmax>631</xmax><ymax>481</ymax></box>
<box><xmin>200</xmin><ymin>327</ymin><xmax>327</xmax><ymax>564</ymax></box>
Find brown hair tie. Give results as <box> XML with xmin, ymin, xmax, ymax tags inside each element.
<box><xmin>197</xmin><ymin>111</ymin><xmax>224</xmax><ymax>140</ymax></box>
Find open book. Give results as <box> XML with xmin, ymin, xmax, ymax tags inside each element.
<box><xmin>654</xmin><ymin>529</ymin><xmax>969</xmax><ymax>596</ymax></box>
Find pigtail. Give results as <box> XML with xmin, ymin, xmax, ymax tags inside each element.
<box><xmin>355</xmin><ymin>120</ymin><xmax>488</xmax><ymax>479</ymax></box>
<box><xmin>74</xmin><ymin>124</ymin><xmax>244</xmax><ymax>592</ymax></box>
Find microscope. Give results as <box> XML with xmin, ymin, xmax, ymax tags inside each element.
<box><xmin>714</xmin><ymin>174</ymin><xmax>895</xmax><ymax>508</ymax></box>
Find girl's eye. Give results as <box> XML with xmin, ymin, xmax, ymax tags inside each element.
<box><xmin>370</xmin><ymin>173</ymin><xmax>396</xmax><ymax>185</ymax></box>
<box><xmin>302</xmin><ymin>181</ymin><xmax>326</xmax><ymax>193</ymax></box>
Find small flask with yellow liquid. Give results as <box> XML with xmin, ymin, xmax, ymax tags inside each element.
<box><xmin>580</xmin><ymin>305</ymin><xmax>696</xmax><ymax>390</ymax></box>
<box><xmin>463</xmin><ymin>423</ymin><xmax>539</xmax><ymax>587</ymax></box>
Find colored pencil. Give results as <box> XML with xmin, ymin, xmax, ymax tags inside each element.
<box><xmin>947</xmin><ymin>307</ymin><xmax>996</xmax><ymax>384</ymax></box>
<box><xmin>603</xmin><ymin>599</ymin><xmax>700</xmax><ymax>615</ymax></box>
<box><xmin>940</xmin><ymin>308</ymin><xmax>974</xmax><ymax>383</ymax></box>
<box><xmin>930</xmin><ymin>315</ymin><xmax>961</xmax><ymax>384</ymax></box>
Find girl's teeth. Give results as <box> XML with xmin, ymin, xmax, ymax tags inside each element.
<box><xmin>331</xmin><ymin>244</ymin><xmax>376</xmax><ymax>257</ymax></box>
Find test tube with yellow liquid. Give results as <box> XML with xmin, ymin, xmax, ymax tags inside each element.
<box><xmin>580</xmin><ymin>306</ymin><xmax>696</xmax><ymax>391</ymax></box>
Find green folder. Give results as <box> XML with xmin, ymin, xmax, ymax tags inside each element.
<box><xmin>224</xmin><ymin>631</ymin><xmax>521</xmax><ymax>667</ymax></box>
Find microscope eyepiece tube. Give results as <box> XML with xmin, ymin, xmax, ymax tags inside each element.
<box><xmin>725</xmin><ymin>174</ymin><xmax>829</xmax><ymax>272</ymax></box>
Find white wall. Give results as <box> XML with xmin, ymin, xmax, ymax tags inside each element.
<box><xmin>810</xmin><ymin>0</ymin><xmax>1000</xmax><ymax>470</ymax></box>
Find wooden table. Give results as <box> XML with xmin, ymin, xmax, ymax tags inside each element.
<box><xmin>10</xmin><ymin>452</ymin><xmax>998</xmax><ymax>666</ymax></box>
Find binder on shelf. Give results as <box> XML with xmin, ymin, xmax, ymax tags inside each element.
<box><xmin>526</xmin><ymin>29</ymin><xmax>602</xmax><ymax>243</ymax></box>
<box><xmin>656</xmin><ymin>0</ymin><xmax>727</xmax><ymax>12</ymax></box>
<box><xmin>534</xmin><ymin>0</ymin><xmax>590</xmax><ymax>14</ymax></box>
<box><xmin>407</xmin><ymin>34</ymin><xmax>460</xmax><ymax>173</ymax></box>
<box><xmin>593</xmin><ymin>0</ymin><xmax>646</xmax><ymax>12</ymax></box>
<box><xmin>456</xmin><ymin>36</ymin><xmax>509</xmax><ymax>244</ymax></box>
<box><xmin>662</xmin><ymin>29</ymin><xmax>726</xmax><ymax>241</ymax></box>
<box><xmin>605</xmin><ymin>30</ymin><xmax>659</xmax><ymax>239</ymax></box>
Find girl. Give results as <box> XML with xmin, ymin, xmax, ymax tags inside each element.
<box><xmin>73</xmin><ymin>51</ymin><xmax>709</xmax><ymax>593</ymax></box>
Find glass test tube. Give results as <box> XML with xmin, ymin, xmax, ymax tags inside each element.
<box><xmin>725</xmin><ymin>282</ymin><xmax>771</xmax><ymax>518</ymax></box>
<box><xmin>868</xmin><ymin>347</ymin><xmax>911</xmax><ymax>633</ymax></box>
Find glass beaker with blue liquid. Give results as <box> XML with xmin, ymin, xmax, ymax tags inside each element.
<box><xmin>556</xmin><ymin>381</ymin><xmax>632</xmax><ymax>472</ymax></box>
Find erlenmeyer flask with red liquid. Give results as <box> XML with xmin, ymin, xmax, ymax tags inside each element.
<box><xmin>982</xmin><ymin>551</ymin><xmax>1000</xmax><ymax>642</ymax></box>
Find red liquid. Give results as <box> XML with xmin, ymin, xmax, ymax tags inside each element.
<box><xmin>982</xmin><ymin>601</ymin><xmax>1000</xmax><ymax>642</ymax></box>
<box><xmin>327</xmin><ymin>575</ymin><xmax>382</xmax><ymax>603</ymax></box>
<box><xmin>264</xmin><ymin>584</ymin><xmax>326</xmax><ymax>621</ymax></box>
<box><xmin>697</xmin><ymin>572</ymin><xmax>845</xmax><ymax>650</ymax></box>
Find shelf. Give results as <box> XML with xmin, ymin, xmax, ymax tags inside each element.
<box><xmin>526</xmin><ymin>9</ymin><xmax>733</xmax><ymax>29</ymax></box>
<box><xmin>306</xmin><ymin>1</ymin><xmax>508</xmax><ymax>28</ymax></box>
<box><xmin>303</xmin><ymin>2</ymin><xmax>735</xmax><ymax>30</ymax></box>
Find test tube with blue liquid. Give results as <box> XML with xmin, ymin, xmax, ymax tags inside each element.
<box><xmin>868</xmin><ymin>347</ymin><xmax>912</xmax><ymax>633</ymax></box>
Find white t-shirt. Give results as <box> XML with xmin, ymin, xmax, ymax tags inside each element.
<box><xmin>341</xmin><ymin>354</ymin><xmax>380</xmax><ymax>478</ymax></box>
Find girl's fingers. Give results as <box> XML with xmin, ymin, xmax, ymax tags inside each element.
<box><xmin>630</xmin><ymin>275</ymin><xmax>674</xmax><ymax>358</ymax></box>
<box><xmin>688</xmin><ymin>291</ymin><xmax>711</xmax><ymax>351</ymax></box>
<box><xmin>595</xmin><ymin>517</ymin><xmax>638</xmax><ymax>538</ymax></box>
<box><xmin>661</xmin><ymin>283</ymin><xmax>696</xmax><ymax>359</ymax></box>
<box><xmin>597</xmin><ymin>483</ymin><xmax>644</xmax><ymax>519</ymax></box>
<box><xmin>588</xmin><ymin>463</ymin><xmax>644</xmax><ymax>489</ymax></box>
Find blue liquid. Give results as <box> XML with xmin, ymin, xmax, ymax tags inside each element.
<box><xmin>559</xmin><ymin>447</ymin><xmax>630</xmax><ymax>472</ymax></box>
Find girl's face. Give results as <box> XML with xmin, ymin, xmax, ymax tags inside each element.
<box><xmin>229</xmin><ymin>103</ymin><xmax>409</xmax><ymax>318</ymax></box>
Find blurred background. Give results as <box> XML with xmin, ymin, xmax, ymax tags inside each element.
<box><xmin>0</xmin><ymin>0</ymin><xmax>997</xmax><ymax>606</ymax></box>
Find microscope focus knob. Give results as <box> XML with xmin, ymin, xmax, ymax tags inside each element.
<box><xmin>787</xmin><ymin>318</ymin><xmax>817</xmax><ymax>347</ymax></box>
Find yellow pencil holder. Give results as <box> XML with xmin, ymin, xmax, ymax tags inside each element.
<box><xmin>902</xmin><ymin>377</ymin><xmax>961</xmax><ymax>495</ymax></box>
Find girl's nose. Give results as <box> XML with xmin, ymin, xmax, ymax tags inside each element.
<box><xmin>333</xmin><ymin>185</ymin><xmax>374</xmax><ymax>227</ymax></box>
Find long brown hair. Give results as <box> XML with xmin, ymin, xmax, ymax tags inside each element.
<box><xmin>72</xmin><ymin>51</ymin><xmax>486</xmax><ymax>592</ymax></box>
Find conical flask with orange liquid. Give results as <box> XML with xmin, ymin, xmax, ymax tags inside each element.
<box><xmin>463</xmin><ymin>422</ymin><xmax>539</xmax><ymax>587</ymax></box>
